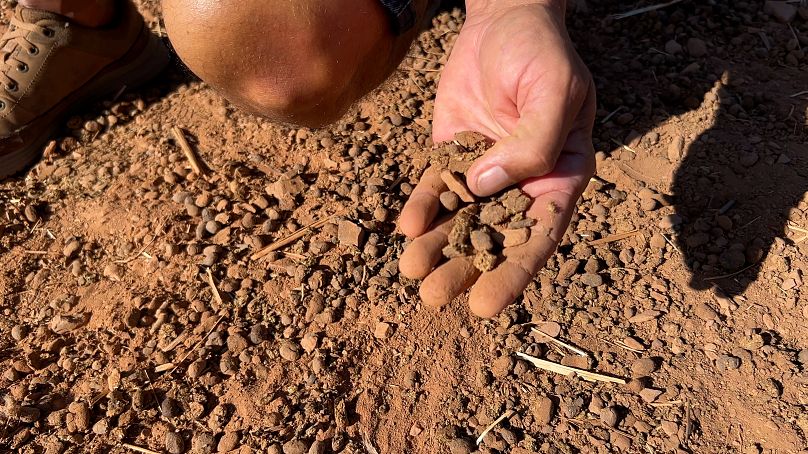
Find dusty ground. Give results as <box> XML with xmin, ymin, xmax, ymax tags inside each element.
<box><xmin>1</xmin><ymin>1</ymin><xmax>807</xmax><ymax>453</ymax></box>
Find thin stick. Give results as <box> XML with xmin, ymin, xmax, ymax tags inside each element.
<box><xmin>172</xmin><ymin>126</ymin><xmax>207</xmax><ymax>175</ymax></box>
<box><xmin>23</xmin><ymin>250</ymin><xmax>52</xmax><ymax>255</ymax></box>
<box><xmin>661</xmin><ymin>233</ymin><xmax>682</xmax><ymax>255</ymax></box>
<box><xmin>476</xmin><ymin>409</ymin><xmax>515</xmax><ymax>445</ymax></box>
<box><xmin>154</xmin><ymin>362</ymin><xmax>175</xmax><ymax>373</ymax></box>
<box><xmin>122</xmin><ymin>443</ymin><xmax>161</xmax><ymax>454</ymax></box>
<box><xmin>603</xmin><ymin>338</ymin><xmax>644</xmax><ymax>354</ymax></box>
<box><xmin>789</xmin><ymin>90</ymin><xmax>808</xmax><ymax>98</ymax></box>
<box><xmin>531</xmin><ymin>328</ymin><xmax>589</xmax><ymax>357</ymax></box>
<box><xmin>648</xmin><ymin>400</ymin><xmax>683</xmax><ymax>407</ymax></box>
<box><xmin>610</xmin><ymin>138</ymin><xmax>638</xmax><ymax>154</ymax></box>
<box><xmin>206</xmin><ymin>268</ymin><xmax>223</xmax><ymax>306</ymax></box>
<box><xmin>703</xmin><ymin>262</ymin><xmax>758</xmax><ymax>281</ymax></box>
<box><xmin>610</xmin><ymin>0</ymin><xmax>682</xmax><ymax>20</ymax></box>
<box><xmin>160</xmin><ymin>314</ymin><xmax>225</xmax><ymax>379</ymax></box>
<box><xmin>251</xmin><ymin>215</ymin><xmax>336</xmax><ymax>260</ymax></box>
<box><xmin>600</xmin><ymin>106</ymin><xmax>624</xmax><ymax>124</ymax></box>
<box><xmin>589</xmin><ymin>229</ymin><xmax>640</xmax><ymax>246</ymax></box>
<box><xmin>115</xmin><ymin>236</ymin><xmax>158</xmax><ymax>264</ymax></box>
<box><xmin>516</xmin><ymin>352</ymin><xmax>627</xmax><ymax>384</ymax></box>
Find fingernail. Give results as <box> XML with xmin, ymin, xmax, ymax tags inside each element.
<box><xmin>475</xmin><ymin>166</ymin><xmax>510</xmax><ymax>195</ymax></box>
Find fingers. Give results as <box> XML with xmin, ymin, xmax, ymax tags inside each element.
<box><xmin>465</xmin><ymin>77</ymin><xmax>594</xmax><ymax>197</ymax></box>
<box><xmin>399</xmin><ymin>217</ymin><xmax>452</xmax><ymax>279</ymax></box>
<box><xmin>398</xmin><ymin>166</ymin><xmax>447</xmax><ymax>238</ymax></box>
<box><xmin>469</xmin><ymin>152</ymin><xmax>594</xmax><ymax>318</ymax></box>
<box><xmin>420</xmin><ymin>257</ymin><xmax>481</xmax><ymax>308</ymax></box>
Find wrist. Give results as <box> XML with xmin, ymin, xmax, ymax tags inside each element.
<box><xmin>466</xmin><ymin>0</ymin><xmax>566</xmax><ymax>17</ymax></box>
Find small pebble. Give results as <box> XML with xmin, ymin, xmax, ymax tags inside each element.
<box><xmin>166</xmin><ymin>432</ymin><xmax>185</xmax><ymax>454</ymax></box>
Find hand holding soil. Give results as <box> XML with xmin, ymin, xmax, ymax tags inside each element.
<box><xmin>400</xmin><ymin>132</ymin><xmax>592</xmax><ymax>316</ymax></box>
<box><xmin>400</xmin><ymin>1</ymin><xmax>598</xmax><ymax>316</ymax></box>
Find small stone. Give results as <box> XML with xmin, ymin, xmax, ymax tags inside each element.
<box><xmin>10</xmin><ymin>325</ymin><xmax>27</xmax><ymax>341</ymax></box>
<box><xmin>374</xmin><ymin>322</ymin><xmax>393</xmax><ymax>339</ymax></box>
<box><xmin>629</xmin><ymin>310</ymin><xmax>662</xmax><ymax>323</ymax></box>
<box><xmin>611</xmin><ymin>432</ymin><xmax>631</xmax><ymax>451</ymax></box>
<box><xmin>491</xmin><ymin>355</ymin><xmax>514</xmax><ymax>378</ymax></box>
<box><xmin>664</xmin><ymin>40</ymin><xmax>683</xmax><ymax>54</ymax></box>
<box><xmin>217</xmin><ymin>432</ymin><xmax>240</xmax><ymax>452</ymax></box>
<box><xmin>191</xmin><ymin>432</ymin><xmax>216</xmax><ymax>453</ymax></box>
<box><xmin>282</xmin><ymin>439</ymin><xmax>307</xmax><ymax>454</ymax></box>
<box><xmin>439</xmin><ymin>191</ymin><xmax>460</xmax><ymax>211</ymax></box>
<box><xmin>300</xmin><ymin>332</ymin><xmax>319</xmax><ymax>352</ymax></box>
<box><xmin>649</xmin><ymin>233</ymin><xmax>667</xmax><ymax>249</ymax></box>
<box><xmin>798</xmin><ymin>349</ymin><xmax>808</xmax><ymax>366</ymax></box>
<box><xmin>187</xmin><ymin>359</ymin><xmax>207</xmax><ymax>378</ymax></box>
<box><xmin>473</xmin><ymin>251</ymin><xmax>497</xmax><ymax>272</ymax></box>
<box><xmin>470</xmin><ymin>230</ymin><xmax>494</xmax><ymax>251</ymax></box>
<box><xmin>716</xmin><ymin>354</ymin><xmax>741</xmax><ymax>371</ymax></box>
<box><xmin>687</xmin><ymin>38</ymin><xmax>707</xmax><ymax>57</ymax></box>
<box><xmin>668</xmin><ymin>136</ymin><xmax>684</xmax><ymax>162</ymax></box>
<box><xmin>103</xmin><ymin>263</ymin><xmax>125</xmax><ymax>281</ymax></box>
<box><xmin>638</xmin><ymin>387</ymin><xmax>663</xmax><ymax>403</ymax></box>
<box><xmin>556</xmin><ymin>259</ymin><xmax>580</xmax><ymax>282</ymax></box>
<box><xmin>764</xmin><ymin>1</ymin><xmax>797</xmax><ymax>22</ymax></box>
<box><xmin>440</xmin><ymin>170</ymin><xmax>475</xmax><ymax>203</ymax></box>
<box><xmin>631</xmin><ymin>358</ymin><xmax>657</xmax><ymax>377</ymax></box>
<box><xmin>447</xmin><ymin>438</ymin><xmax>474</xmax><ymax>454</ymax></box>
<box><xmin>694</xmin><ymin>302</ymin><xmax>719</xmax><ymax>321</ymax></box>
<box><xmin>739</xmin><ymin>151</ymin><xmax>759</xmax><ymax>167</ymax></box>
<box><xmin>166</xmin><ymin>432</ymin><xmax>185</xmax><ymax>454</ymax></box>
<box><xmin>23</xmin><ymin>205</ymin><xmax>39</xmax><ymax>223</ymax></box>
<box><xmin>50</xmin><ymin>314</ymin><xmax>88</xmax><ymax>334</ymax></box>
<box><xmin>535</xmin><ymin>321</ymin><xmax>561</xmax><ymax>337</ymax></box>
<box><xmin>91</xmin><ymin>418</ymin><xmax>109</xmax><ymax>435</ymax></box>
<box><xmin>161</xmin><ymin>397</ymin><xmax>183</xmax><ymax>419</ymax></box>
<box><xmin>532</xmin><ymin>396</ymin><xmax>554</xmax><ymax>425</ymax></box>
<box><xmin>63</xmin><ymin>239</ymin><xmax>81</xmax><ymax>258</ymax></box>
<box><xmin>480</xmin><ymin>203</ymin><xmax>507</xmax><ymax>225</ymax></box>
<box><xmin>599</xmin><ymin>406</ymin><xmax>619</xmax><ymax>428</ymax></box>
<box><xmin>337</xmin><ymin>220</ymin><xmax>364</xmax><ymax>248</ymax></box>
<box><xmin>623</xmin><ymin>337</ymin><xmax>645</xmax><ymax>351</ymax></box>
<box><xmin>502</xmin><ymin>228</ymin><xmax>530</xmax><ymax>247</ymax></box>
<box><xmin>659</xmin><ymin>214</ymin><xmax>682</xmax><ymax>229</ymax></box>
<box><xmin>205</xmin><ymin>220</ymin><xmax>222</xmax><ymax>235</ymax></box>
<box><xmin>68</xmin><ymin>401</ymin><xmax>90</xmax><ymax>432</ymax></box>
<box><xmin>580</xmin><ymin>273</ymin><xmax>603</xmax><ymax>287</ymax></box>
<box><xmin>279</xmin><ymin>341</ymin><xmax>301</xmax><ymax>361</ymax></box>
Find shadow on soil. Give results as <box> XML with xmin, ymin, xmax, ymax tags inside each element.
<box><xmin>572</xmin><ymin>1</ymin><xmax>808</xmax><ymax>297</ymax></box>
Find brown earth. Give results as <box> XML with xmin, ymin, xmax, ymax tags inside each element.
<box><xmin>1</xmin><ymin>1</ymin><xmax>808</xmax><ymax>454</ymax></box>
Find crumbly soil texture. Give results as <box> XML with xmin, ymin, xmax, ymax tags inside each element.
<box><xmin>1</xmin><ymin>2</ymin><xmax>808</xmax><ymax>454</ymax></box>
<box><xmin>424</xmin><ymin>132</ymin><xmax>537</xmax><ymax>272</ymax></box>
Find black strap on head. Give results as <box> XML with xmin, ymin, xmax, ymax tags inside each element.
<box><xmin>378</xmin><ymin>0</ymin><xmax>416</xmax><ymax>35</ymax></box>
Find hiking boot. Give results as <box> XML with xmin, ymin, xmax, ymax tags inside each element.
<box><xmin>0</xmin><ymin>2</ymin><xmax>170</xmax><ymax>179</ymax></box>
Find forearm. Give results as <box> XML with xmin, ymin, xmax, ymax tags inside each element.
<box><xmin>465</xmin><ymin>0</ymin><xmax>566</xmax><ymax>16</ymax></box>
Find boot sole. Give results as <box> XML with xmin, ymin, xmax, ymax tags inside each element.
<box><xmin>0</xmin><ymin>29</ymin><xmax>171</xmax><ymax>180</ymax></box>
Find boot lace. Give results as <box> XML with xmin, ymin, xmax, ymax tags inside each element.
<box><xmin>0</xmin><ymin>15</ymin><xmax>59</xmax><ymax>111</ymax></box>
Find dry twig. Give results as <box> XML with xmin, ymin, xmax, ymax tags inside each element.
<box><xmin>122</xmin><ymin>443</ymin><xmax>161</xmax><ymax>454</ymax></box>
<box><xmin>172</xmin><ymin>126</ymin><xmax>207</xmax><ymax>176</ymax></box>
<box><xmin>531</xmin><ymin>328</ymin><xmax>589</xmax><ymax>357</ymax></box>
<box><xmin>516</xmin><ymin>352</ymin><xmax>627</xmax><ymax>384</ymax></box>
<box><xmin>206</xmin><ymin>268</ymin><xmax>223</xmax><ymax>306</ymax></box>
<box><xmin>610</xmin><ymin>0</ymin><xmax>682</xmax><ymax>20</ymax></box>
<box><xmin>252</xmin><ymin>215</ymin><xmax>336</xmax><ymax>260</ymax></box>
<box><xmin>476</xmin><ymin>409</ymin><xmax>515</xmax><ymax>445</ymax></box>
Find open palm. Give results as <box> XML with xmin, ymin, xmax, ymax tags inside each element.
<box><xmin>399</xmin><ymin>2</ymin><xmax>597</xmax><ymax>317</ymax></box>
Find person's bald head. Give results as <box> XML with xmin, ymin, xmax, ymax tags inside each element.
<box><xmin>164</xmin><ymin>0</ymin><xmax>412</xmax><ymax>127</ymax></box>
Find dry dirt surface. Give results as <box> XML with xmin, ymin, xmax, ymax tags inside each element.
<box><xmin>1</xmin><ymin>1</ymin><xmax>808</xmax><ymax>453</ymax></box>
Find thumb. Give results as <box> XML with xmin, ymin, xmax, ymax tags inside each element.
<box><xmin>465</xmin><ymin>99</ymin><xmax>573</xmax><ymax>197</ymax></box>
<box><xmin>467</xmin><ymin>73</ymin><xmax>594</xmax><ymax>197</ymax></box>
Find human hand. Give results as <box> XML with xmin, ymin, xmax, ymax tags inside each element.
<box><xmin>398</xmin><ymin>0</ymin><xmax>596</xmax><ymax>317</ymax></box>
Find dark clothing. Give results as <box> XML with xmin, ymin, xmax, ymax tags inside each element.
<box><xmin>378</xmin><ymin>0</ymin><xmax>415</xmax><ymax>34</ymax></box>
